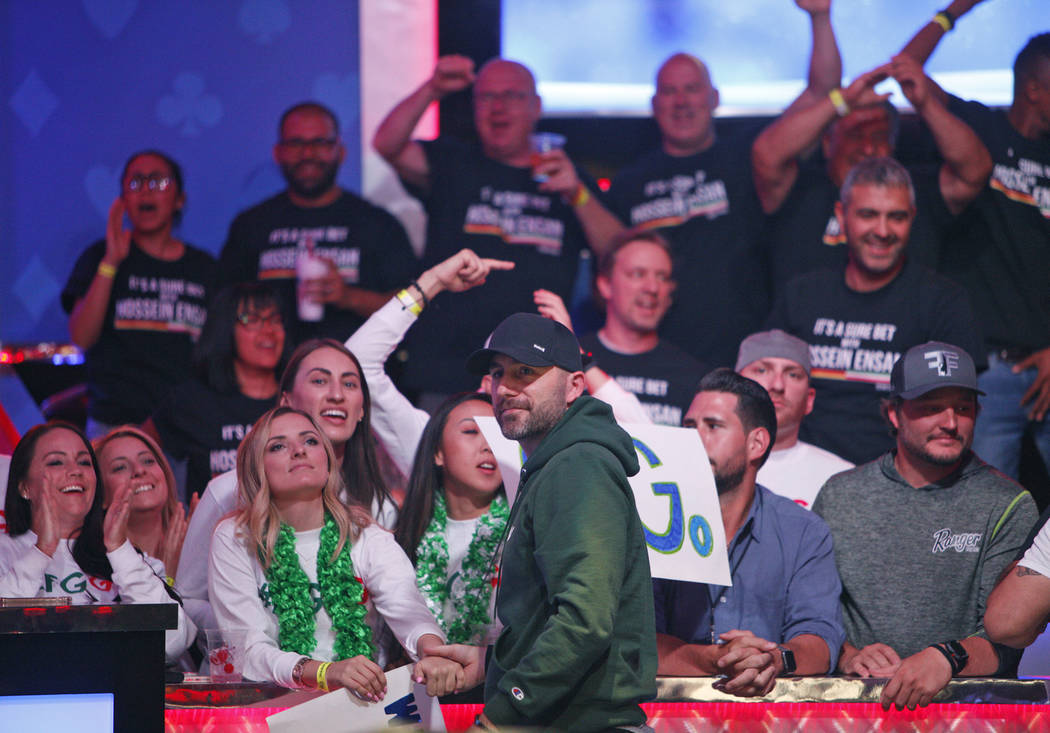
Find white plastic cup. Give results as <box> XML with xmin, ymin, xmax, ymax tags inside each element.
<box><xmin>296</xmin><ymin>248</ymin><xmax>327</xmax><ymax>322</ymax></box>
<box><xmin>206</xmin><ymin>627</ymin><xmax>248</xmax><ymax>683</ymax></box>
<box><xmin>530</xmin><ymin>132</ymin><xmax>566</xmax><ymax>182</ymax></box>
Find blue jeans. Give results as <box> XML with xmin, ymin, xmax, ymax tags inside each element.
<box><xmin>974</xmin><ymin>353</ymin><xmax>1050</xmax><ymax>479</ymax></box>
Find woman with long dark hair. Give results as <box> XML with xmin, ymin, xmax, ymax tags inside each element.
<box><xmin>395</xmin><ymin>393</ymin><xmax>506</xmax><ymax>647</ymax></box>
<box><xmin>0</xmin><ymin>422</ymin><xmax>195</xmax><ymax>661</ymax></box>
<box><xmin>208</xmin><ymin>406</ymin><xmax>462</xmax><ymax>696</ymax></box>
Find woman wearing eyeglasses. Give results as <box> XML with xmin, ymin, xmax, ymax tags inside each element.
<box><xmin>148</xmin><ymin>283</ymin><xmax>290</xmax><ymax>500</ymax></box>
<box><xmin>61</xmin><ymin>150</ymin><xmax>216</xmax><ymax>438</ymax></box>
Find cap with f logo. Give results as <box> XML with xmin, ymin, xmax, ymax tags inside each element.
<box><xmin>890</xmin><ymin>341</ymin><xmax>984</xmax><ymax>399</ymax></box>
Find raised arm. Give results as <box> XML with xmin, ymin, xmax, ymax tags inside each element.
<box><xmin>900</xmin><ymin>0</ymin><xmax>987</xmax><ymax>66</ymax></box>
<box><xmin>69</xmin><ymin>198</ymin><xmax>131</xmax><ymax>349</ymax></box>
<box><xmin>752</xmin><ymin>65</ymin><xmax>890</xmax><ymax>214</ymax></box>
<box><xmin>347</xmin><ymin>249</ymin><xmax>515</xmax><ymax>475</ymax></box>
<box><xmin>783</xmin><ymin>0</ymin><xmax>843</xmax><ymax>115</ymax></box>
<box><xmin>372</xmin><ymin>55</ymin><xmax>476</xmax><ymax>193</ymax></box>
<box><xmin>888</xmin><ymin>53</ymin><xmax>992</xmax><ymax>214</ymax></box>
<box><xmin>531</xmin><ymin>150</ymin><xmax>625</xmax><ymax>257</ymax></box>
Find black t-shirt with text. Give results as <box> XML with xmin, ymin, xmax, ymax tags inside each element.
<box><xmin>607</xmin><ymin>135</ymin><xmax>768</xmax><ymax>369</ymax></box>
<box><xmin>217</xmin><ymin>190</ymin><xmax>417</xmax><ymax>342</ymax></box>
<box><xmin>152</xmin><ymin>379</ymin><xmax>272</xmax><ymax>499</ymax></box>
<box><xmin>61</xmin><ymin>240</ymin><xmax>215</xmax><ymax>424</ymax></box>
<box><xmin>400</xmin><ymin>137</ymin><xmax>593</xmax><ymax>394</ymax></box>
<box><xmin>766</xmin><ymin>260</ymin><xmax>984</xmax><ymax>464</ymax></box>
<box><xmin>579</xmin><ymin>333</ymin><xmax>705</xmax><ymax>427</ymax></box>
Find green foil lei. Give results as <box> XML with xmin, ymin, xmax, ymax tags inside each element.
<box><xmin>414</xmin><ymin>491</ymin><xmax>508</xmax><ymax>644</ymax></box>
<box><xmin>264</xmin><ymin>514</ymin><xmax>374</xmax><ymax>660</ymax></box>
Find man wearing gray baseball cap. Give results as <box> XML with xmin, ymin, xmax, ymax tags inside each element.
<box><xmin>736</xmin><ymin>329</ymin><xmax>853</xmax><ymax>509</ymax></box>
<box><xmin>813</xmin><ymin>341</ymin><xmax>1037</xmax><ymax>711</ymax></box>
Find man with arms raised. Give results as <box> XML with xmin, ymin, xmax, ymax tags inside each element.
<box><xmin>452</xmin><ymin>313</ymin><xmax>656</xmax><ymax>731</ymax></box>
<box><xmin>608</xmin><ymin>1</ymin><xmax>842</xmax><ymax>367</ymax></box>
<box><xmin>766</xmin><ymin>156</ymin><xmax>983</xmax><ymax>464</ymax></box>
<box><xmin>374</xmin><ymin>57</ymin><xmax>622</xmax><ymax>398</ymax></box>
<box><xmin>655</xmin><ymin>369</ymin><xmax>844</xmax><ymax>697</ymax></box>
<box><xmin>577</xmin><ymin>228</ymin><xmax>703</xmax><ymax>427</ymax></box>
<box><xmin>218</xmin><ymin>102</ymin><xmax>415</xmax><ymax>340</ymax></box>
<box><xmin>736</xmin><ymin>329</ymin><xmax>852</xmax><ymax>508</ymax></box>
<box><xmin>814</xmin><ymin>341</ymin><xmax>1036</xmax><ymax>710</ymax></box>
<box><xmin>752</xmin><ymin>36</ymin><xmax>991</xmax><ymax>295</ymax></box>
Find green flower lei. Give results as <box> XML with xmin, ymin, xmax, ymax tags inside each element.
<box><xmin>264</xmin><ymin>513</ymin><xmax>374</xmax><ymax>660</ymax></box>
<box><xmin>415</xmin><ymin>492</ymin><xmax>508</xmax><ymax>644</ymax></box>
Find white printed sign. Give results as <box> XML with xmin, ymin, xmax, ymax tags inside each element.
<box><xmin>266</xmin><ymin>664</ymin><xmax>445</xmax><ymax>732</ymax></box>
<box><xmin>475</xmin><ymin>417</ymin><xmax>730</xmax><ymax>586</ymax></box>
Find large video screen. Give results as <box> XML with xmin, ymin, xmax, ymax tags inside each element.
<box><xmin>503</xmin><ymin>0</ymin><xmax>1037</xmax><ymax>116</ymax></box>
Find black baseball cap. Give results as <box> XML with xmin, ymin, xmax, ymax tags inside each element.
<box><xmin>890</xmin><ymin>341</ymin><xmax>984</xmax><ymax>399</ymax></box>
<box><xmin>466</xmin><ymin>313</ymin><xmax>583</xmax><ymax>375</ymax></box>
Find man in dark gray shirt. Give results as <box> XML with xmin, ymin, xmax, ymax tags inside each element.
<box><xmin>814</xmin><ymin>341</ymin><xmax>1037</xmax><ymax>710</ymax></box>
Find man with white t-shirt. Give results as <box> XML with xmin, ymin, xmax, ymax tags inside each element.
<box><xmin>736</xmin><ymin>329</ymin><xmax>852</xmax><ymax>508</ymax></box>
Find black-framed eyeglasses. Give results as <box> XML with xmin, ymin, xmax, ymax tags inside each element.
<box><xmin>126</xmin><ymin>175</ymin><xmax>173</xmax><ymax>192</ymax></box>
<box><xmin>236</xmin><ymin>312</ymin><xmax>283</xmax><ymax>330</ymax></box>
<box><xmin>279</xmin><ymin>137</ymin><xmax>340</xmax><ymax>153</ymax></box>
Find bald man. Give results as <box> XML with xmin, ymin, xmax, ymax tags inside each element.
<box><xmin>374</xmin><ymin>56</ymin><xmax>623</xmax><ymax>398</ymax></box>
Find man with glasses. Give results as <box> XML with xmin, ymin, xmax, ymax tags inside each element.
<box><xmin>373</xmin><ymin>57</ymin><xmax>623</xmax><ymax>400</ymax></box>
<box><xmin>217</xmin><ymin>102</ymin><xmax>416</xmax><ymax>340</ymax></box>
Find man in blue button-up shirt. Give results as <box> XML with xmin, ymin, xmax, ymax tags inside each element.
<box><xmin>654</xmin><ymin>368</ymin><xmax>845</xmax><ymax>696</ymax></box>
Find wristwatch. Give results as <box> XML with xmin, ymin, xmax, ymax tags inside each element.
<box><xmin>778</xmin><ymin>645</ymin><xmax>797</xmax><ymax>676</ymax></box>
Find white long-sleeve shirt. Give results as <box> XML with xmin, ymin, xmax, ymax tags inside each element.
<box><xmin>176</xmin><ymin>470</ymin><xmax>397</xmax><ymax>631</ymax></box>
<box><xmin>0</xmin><ymin>530</ymin><xmax>196</xmax><ymax>662</ymax></box>
<box><xmin>208</xmin><ymin>518</ymin><xmax>442</xmax><ymax>686</ymax></box>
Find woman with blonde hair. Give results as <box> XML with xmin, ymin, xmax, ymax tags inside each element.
<box><xmin>94</xmin><ymin>426</ymin><xmax>189</xmax><ymax>578</ymax></box>
<box><xmin>208</xmin><ymin>406</ymin><xmax>462</xmax><ymax>698</ymax></box>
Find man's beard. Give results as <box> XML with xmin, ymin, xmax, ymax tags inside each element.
<box><xmin>496</xmin><ymin>397</ymin><xmax>565</xmax><ymax>443</ymax></box>
<box><xmin>713</xmin><ymin>460</ymin><xmax>746</xmax><ymax>495</ymax></box>
<box><xmin>282</xmin><ymin>160</ymin><xmax>339</xmax><ymax>200</ymax></box>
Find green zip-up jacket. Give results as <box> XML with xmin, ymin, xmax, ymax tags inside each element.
<box><xmin>484</xmin><ymin>395</ymin><xmax>658</xmax><ymax>731</ymax></box>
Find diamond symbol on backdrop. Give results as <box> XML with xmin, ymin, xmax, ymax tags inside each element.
<box><xmin>313</xmin><ymin>72</ymin><xmax>360</xmax><ymax>134</ymax></box>
<box><xmin>85</xmin><ymin>165</ymin><xmax>120</xmax><ymax>219</ymax></box>
<box><xmin>81</xmin><ymin>0</ymin><xmax>139</xmax><ymax>39</ymax></box>
<box><xmin>238</xmin><ymin>0</ymin><xmax>291</xmax><ymax>43</ymax></box>
<box><xmin>13</xmin><ymin>255</ymin><xmax>62</xmax><ymax>321</ymax></box>
<box><xmin>156</xmin><ymin>73</ymin><xmax>222</xmax><ymax>136</ymax></box>
<box><xmin>9</xmin><ymin>69</ymin><xmax>59</xmax><ymax>137</ymax></box>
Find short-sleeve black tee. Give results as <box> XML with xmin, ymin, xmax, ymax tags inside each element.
<box><xmin>216</xmin><ymin>190</ymin><xmax>417</xmax><ymax>342</ymax></box>
<box><xmin>766</xmin><ymin>260</ymin><xmax>985</xmax><ymax>464</ymax></box>
<box><xmin>579</xmin><ymin>334</ymin><xmax>705</xmax><ymax>427</ymax></box>
<box><xmin>941</xmin><ymin>96</ymin><xmax>1050</xmax><ymax>352</ymax></box>
<box><xmin>607</xmin><ymin>136</ymin><xmax>768</xmax><ymax>368</ymax></box>
<box><xmin>61</xmin><ymin>240</ymin><xmax>215</xmax><ymax>425</ymax></box>
<box><xmin>152</xmin><ymin>379</ymin><xmax>272</xmax><ymax>498</ymax></box>
<box><xmin>399</xmin><ymin>137</ymin><xmax>591</xmax><ymax>394</ymax></box>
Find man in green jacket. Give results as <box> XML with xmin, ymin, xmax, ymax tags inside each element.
<box><xmin>451</xmin><ymin>312</ymin><xmax>658</xmax><ymax>732</ymax></box>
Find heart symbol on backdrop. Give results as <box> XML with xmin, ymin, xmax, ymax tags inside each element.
<box><xmin>84</xmin><ymin>165</ymin><xmax>119</xmax><ymax>219</ymax></box>
<box><xmin>81</xmin><ymin>0</ymin><xmax>139</xmax><ymax>40</ymax></box>
<box><xmin>312</xmin><ymin>72</ymin><xmax>360</xmax><ymax>134</ymax></box>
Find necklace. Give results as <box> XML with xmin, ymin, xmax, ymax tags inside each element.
<box><xmin>415</xmin><ymin>492</ymin><xmax>508</xmax><ymax>644</ymax></box>
<box><xmin>265</xmin><ymin>513</ymin><xmax>374</xmax><ymax>660</ymax></box>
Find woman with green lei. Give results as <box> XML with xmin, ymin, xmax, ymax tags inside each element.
<box><xmin>208</xmin><ymin>406</ymin><xmax>462</xmax><ymax>699</ymax></box>
<box><xmin>394</xmin><ymin>392</ymin><xmax>508</xmax><ymax>651</ymax></box>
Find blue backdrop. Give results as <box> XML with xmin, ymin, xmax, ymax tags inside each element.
<box><xmin>2</xmin><ymin>0</ymin><xmax>362</xmax><ymax>343</ymax></box>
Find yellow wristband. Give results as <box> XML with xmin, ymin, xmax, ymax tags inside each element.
<box><xmin>932</xmin><ymin>11</ymin><xmax>953</xmax><ymax>32</ymax></box>
<box><xmin>165</xmin><ymin>575</ymin><xmax>175</xmax><ymax>587</ymax></box>
<box><xmin>396</xmin><ymin>289</ymin><xmax>423</xmax><ymax>316</ymax></box>
<box><xmin>316</xmin><ymin>661</ymin><xmax>331</xmax><ymax>692</ymax></box>
<box><xmin>571</xmin><ymin>184</ymin><xmax>591</xmax><ymax>208</ymax></box>
<box><xmin>828</xmin><ymin>88</ymin><xmax>850</xmax><ymax>117</ymax></box>
<box><xmin>97</xmin><ymin>262</ymin><xmax>117</xmax><ymax>279</ymax></box>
